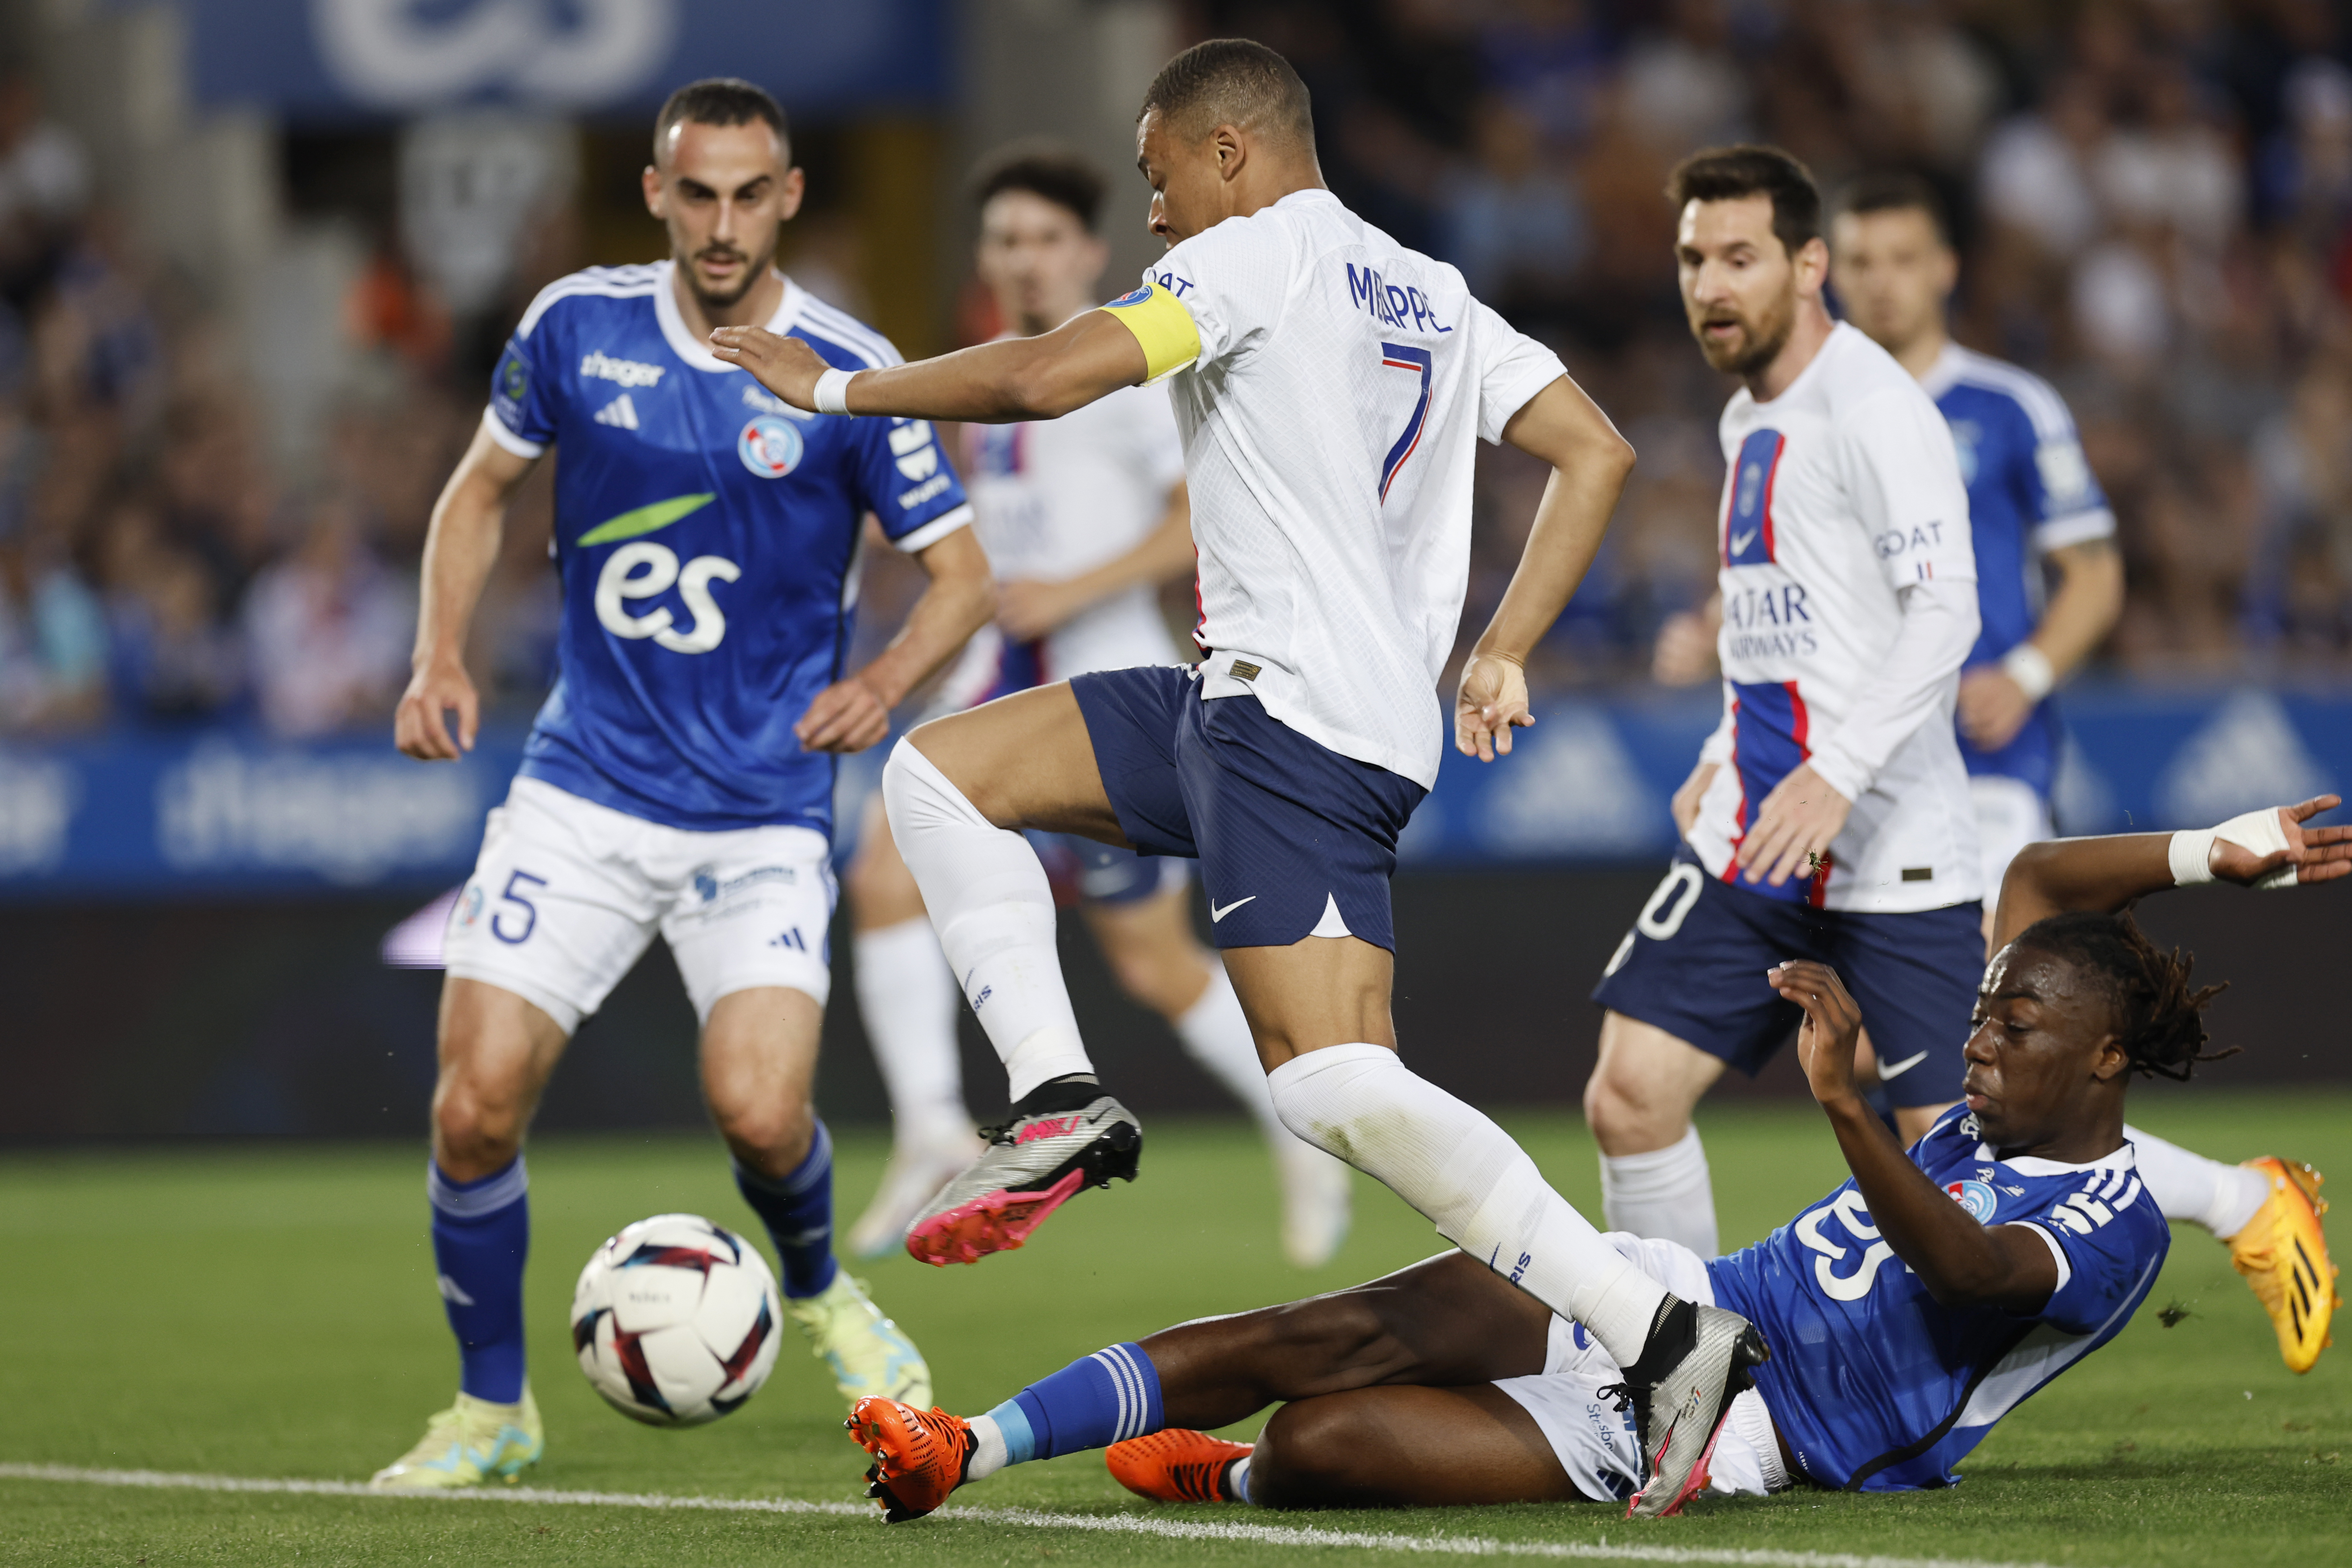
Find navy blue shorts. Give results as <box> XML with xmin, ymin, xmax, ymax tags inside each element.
<box><xmin>1071</xmin><ymin>665</ymin><xmax>1426</xmax><ymax>951</ymax></box>
<box><xmin>1591</xmin><ymin>853</ymin><xmax>1984</xmax><ymax>1109</ymax></box>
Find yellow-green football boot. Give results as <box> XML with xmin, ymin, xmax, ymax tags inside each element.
<box><xmin>787</xmin><ymin>1272</ymin><xmax>931</xmax><ymax>1411</ymax></box>
<box><xmin>368</xmin><ymin>1386</ymin><xmax>543</xmax><ymax>1490</ymax></box>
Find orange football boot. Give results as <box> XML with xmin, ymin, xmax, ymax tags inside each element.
<box><xmin>1106</xmin><ymin>1429</ymin><xmax>1252</xmax><ymax>1503</ymax></box>
<box><xmin>2229</xmin><ymin>1158</ymin><xmax>2338</xmax><ymax>1374</ymax></box>
<box><xmin>846</xmin><ymin>1397</ymin><xmax>974</xmax><ymax>1522</ymax></box>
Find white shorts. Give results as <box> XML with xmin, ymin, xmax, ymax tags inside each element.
<box><xmin>443</xmin><ymin>778</ymin><xmax>836</xmax><ymax>1034</ymax></box>
<box><xmin>1493</xmin><ymin>1234</ymin><xmax>1789</xmax><ymax>1504</ymax></box>
<box><xmin>1970</xmin><ymin>774</ymin><xmax>2054</xmax><ymax>908</ymax></box>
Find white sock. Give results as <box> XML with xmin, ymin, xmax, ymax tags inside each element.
<box><xmin>1172</xmin><ymin>965</ymin><xmax>1283</xmax><ymax>1135</ymax></box>
<box><xmin>853</xmin><ymin>918</ymin><xmax>969</xmax><ymax>1145</ymax></box>
<box><xmin>1265</xmin><ymin>1043</ymin><xmax>1668</xmax><ymax>1367</ymax></box>
<box><xmin>2125</xmin><ymin>1124</ymin><xmax>2268</xmax><ymax>1239</ymax></box>
<box><xmin>881</xmin><ymin>740</ymin><xmax>1094</xmax><ymax>1102</ymax></box>
<box><xmin>966</xmin><ymin>1413</ymin><xmax>1009</xmax><ymax>1481</ymax></box>
<box><xmin>1600</xmin><ymin>1126</ymin><xmax>1719</xmax><ymax>1256</ymax></box>
<box><xmin>1227</xmin><ymin>1454</ymin><xmax>1253</xmax><ymax>1504</ymax></box>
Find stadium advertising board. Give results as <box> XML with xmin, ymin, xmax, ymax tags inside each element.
<box><xmin>0</xmin><ymin>686</ymin><xmax>2342</xmax><ymax>897</ymax></box>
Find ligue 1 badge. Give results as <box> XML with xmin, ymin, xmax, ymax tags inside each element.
<box><xmin>1946</xmin><ymin>1178</ymin><xmax>1999</xmax><ymax>1223</ymax></box>
<box><xmin>738</xmin><ymin>415</ymin><xmax>804</xmax><ymax>479</ymax></box>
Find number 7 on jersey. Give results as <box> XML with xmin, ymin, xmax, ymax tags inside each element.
<box><xmin>1379</xmin><ymin>343</ymin><xmax>1433</xmax><ymax>502</ymax></box>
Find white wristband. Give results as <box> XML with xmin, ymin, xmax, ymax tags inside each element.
<box><xmin>2167</xmin><ymin>829</ymin><xmax>2216</xmax><ymax>886</ymax></box>
<box><xmin>2171</xmin><ymin>808</ymin><xmax>2298</xmax><ymax>890</ymax></box>
<box><xmin>2001</xmin><ymin>643</ymin><xmax>2056</xmax><ymax>702</ymax></box>
<box><xmin>813</xmin><ymin>367</ymin><xmax>856</xmax><ymax>416</ymax></box>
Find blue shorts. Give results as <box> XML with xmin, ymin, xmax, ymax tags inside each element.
<box><xmin>1071</xmin><ymin>665</ymin><xmax>1426</xmax><ymax>951</ymax></box>
<box><xmin>1591</xmin><ymin>853</ymin><xmax>1984</xmax><ymax>1109</ymax></box>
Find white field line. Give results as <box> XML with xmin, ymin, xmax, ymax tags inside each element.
<box><xmin>0</xmin><ymin>1462</ymin><xmax>2084</xmax><ymax>1568</ymax></box>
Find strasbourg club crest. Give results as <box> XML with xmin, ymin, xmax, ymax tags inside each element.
<box><xmin>738</xmin><ymin>415</ymin><xmax>803</xmax><ymax>479</ymax></box>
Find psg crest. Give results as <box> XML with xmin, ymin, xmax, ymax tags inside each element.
<box><xmin>738</xmin><ymin>415</ymin><xmax>804</xmax><ymax>479</ymax></box>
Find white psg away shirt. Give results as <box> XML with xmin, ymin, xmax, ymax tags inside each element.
<box><xmin>1686</xmin><ymin>323</ymin><xmax>1984</xmax><ymax>913</ymax></box>
<box><xmin>1100</xmin><ymin>188</ymin><xmax>1568</xmax><ymax>789</ymax></box>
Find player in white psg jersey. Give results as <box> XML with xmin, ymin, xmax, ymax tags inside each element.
<box><xmin>1587</xmin><ymin>147</ymin><xmax>1989</xmax><ymax>1265</ymax></box>
<box><xmin>840</xmin><ymin>144</ymin><xmax>1350</xmax><ymax>1268</ymax></box>
<box><xmin>718</xmin><ymin>39</ymin><xmax>1764</xmax><ymax>1519</ymax></box>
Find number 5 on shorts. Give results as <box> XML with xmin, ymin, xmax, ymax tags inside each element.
<box><xmin>492</xmin><ymin>870</ymin><xmax>547</xmax><ymax>945</ymax></box>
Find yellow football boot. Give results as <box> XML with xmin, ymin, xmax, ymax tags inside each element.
<box><xmin>788</xmin><ymin>1272</ymin><xmax>932</xmax><ymax>1411</ymax></box>
<box><xmin>2229</xmin><ymin>1159</ymin><xmax>2338</xmax><ymax>1374</ymax></box>
<box><xmin>369</xmin><ymin>1386</ymin><xmax>543</xmax><ymax>1489</ymax></box>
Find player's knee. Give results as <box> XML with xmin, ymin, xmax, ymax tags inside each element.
<box><xmin>709</xmin><ymin>1093</ymin><xmax>814</xmax><ymax>1172</ymax></box>
<box><xmin>1108</xmin><ymin>943</ymin><xmax>1199</xmax><ymax>1018</ymax></box>
<box><xmin>1248</xmin><ymin>1399</ymin><xmax>1363</xmax><ymax>1508</ymax></box>
<box><xmin>431</xmin><ymin>1072</ymin><xmax>526</xmax><ymax>1170</ymax></box>
<box><xmin>1581</xmin><ymin>1063</ymin><xmax>1686</xmax><ymax>1155</ymax></box>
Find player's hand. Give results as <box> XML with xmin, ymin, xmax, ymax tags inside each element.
<box><xmin>794</xmin><ymin>673</ymin><xmax>893</xmax><ymax>753</ymax></box>
<box><xmin>1672</xmin><ymin>761</ymin><xmax>1718</xmax><ymax>839</ymax></box>
<box><xmin>2213</xmin><ymin>795</ymin><xmax>2352</xmax><ymax>887</ymax></box>
<box><xmin>1455</xmin><ymin>652</ymin><xmax>1532</xmax><ymax>761</ymax></box>
<box><xmin>1956</xmin><ymin>667</ymin><xmax>2034</xmax><ymax>751</ymax></box>
<box><xmin>1774</xmin><ymin>959</ymin><xmax>1864</xmax><ymax>1106</ymax></box>
<box><xmin>708</xmin><ymin>326</ymin><xmax>828</xmax><ymax>411</ymax></box>
<box><xmin>1735</xmin><ymin>762</ymin><xmax>1853</xmax><ymax>887</ymax></box>
<box><xmin>996</xmin><ymin>578</ymin><xmax>1083</xmax><ymax>641</ymax></box>
<box><xmin>1652</xmin><ymin>609</ymin><xmax>1719</xmax><ymax>686</ymax></box>
<box><xmin>395</xmin><ymin>653</ymin><xmax>478</xmax><ymax>761</ymax></box>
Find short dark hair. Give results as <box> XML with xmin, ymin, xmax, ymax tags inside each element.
<box><xmin>1833</xmin><ymin>170</ymin><xmax>1952</xmax><ymax>248</ymax></box>
<box><xmin>1139</xmin><ymin>38</ymin><xmax>1314</xmax><ymax>150</ymax></box>
<box><xmin>973</xmin><ymin>142</ymin><xmax>1107</xmax><ymax>233</ymax></box>
<box><xmin>1666</xmin><ymin>144</ymin><xmax>1822</xmax><ymax>258</ymax></box>
<box><xmin>654</xmin><ymin>78</ymin><xmax>789</xmax><ymax>162</ymax></box>
<box><xmin>2010</xmin><ymin>912</ymin><xmax>2234</xmax><ymax>1082</ymax></box>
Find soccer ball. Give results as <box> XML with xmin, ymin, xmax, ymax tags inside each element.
<box><xmin>570</xmin><ymin>1213</ymin><xmax>782</xmax><ymax>1426</ymax></box>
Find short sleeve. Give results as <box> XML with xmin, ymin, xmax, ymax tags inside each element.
<box><xmin>486</xmin><ymin>317</ymin><xmax>561</xmax><ymax>458</ymax></box>
<box><xmin>1843</xmin><ymin>387</ymin><xmax>1977</xmax><ymax>591</ymax></box>
<box><xmin>2013</xmin><ymin>1172</ymin><xmax>2166</xmax><ymax>1337</ymax></box>
<box><xmin>2016</xmin><ymin>400</ymin><xmax>2115</xmax><ymax>554</ymax></box>
<box><xmin>1469</xmin><ymin>299</ymin><xmax>1568</xmax><ymax>444</ymax></box>
<box><xmin>1104</xmin><ymin>214</ymin><xmax>1294</xmax><ymax>383</ymax></box>
<box><xmin>854</xmin><ymin>416</ymin><xmax>974</xmax><ymax>553</ymax></box>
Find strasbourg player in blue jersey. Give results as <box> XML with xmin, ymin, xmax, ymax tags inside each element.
<box><xmin>836</xmin><ymin>799</ymin><xmax>2350</xmax><ymax>1520</ymax></box>
<box><xmin>373</xmin><ymin>81</ymin><xmax>992</xmax><ymax>1492</ymax></box>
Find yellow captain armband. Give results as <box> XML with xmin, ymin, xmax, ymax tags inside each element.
<box><xmin>1097</xmin><ymin>281</ymin><xmax>1202</xmax><ymax>385</ymax></box>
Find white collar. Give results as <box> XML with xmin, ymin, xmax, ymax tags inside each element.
<box><xmin>653</xmin><ymin>260</ymin><xmax>806</xmax><ymax>371</ymax></box>
<box><xmin>1976</xmin><ymin>1140</ymin><xmax>2138</xmax><ymax>1178</ymax></box>
<box><xmin>1916</xmin><ymin>340</ymin><xmax>1968</xmax><ymax>400</ymax></box>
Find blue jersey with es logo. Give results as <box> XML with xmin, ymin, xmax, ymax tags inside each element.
<box><xmin>1706</xmin><ymin>1108</ymin><xmax>2166</xmax><ymax>1490</ymax></box>
<box><xmin>486</xmin><ymin>262</ymin><xmax>972</xmax><ymax>834</ymax></box>
<box><xmin>1919</xmin><ymin>346</ymin><xmax>2114</xmax><ymax>796</ymax></box>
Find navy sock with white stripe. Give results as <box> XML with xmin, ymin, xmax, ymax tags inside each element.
<box><xmin>984</xmin><ymin>1342</ymin><xmax>1164</xmax><ymax>1468</ymax></box>
<box><xmin>428</xmin><ymin>1157</ymin><xmax>530</xmax><ymax>1405</ymax></box>
<box><xmin>732</xmin><ymin>1122</ymin><xmax>840</xmax><ymax>1300</ymax></box>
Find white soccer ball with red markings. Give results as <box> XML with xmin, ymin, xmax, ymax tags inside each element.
<box><xmin>570</xmin><ymin>1213</ymin><xmax>781</xmax><ymax>1426</ymax></box>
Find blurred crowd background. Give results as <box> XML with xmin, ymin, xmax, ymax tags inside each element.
<box><xmin>6</xmin><ymin>0</ymin><xmax>2352</xmax><ymax>747</ymax></box>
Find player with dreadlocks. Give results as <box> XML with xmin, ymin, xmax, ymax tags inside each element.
<box><xmin>842</xmin><ymin>798</ymin><xmax>2348</xmax><ymax>1518</ymax></box>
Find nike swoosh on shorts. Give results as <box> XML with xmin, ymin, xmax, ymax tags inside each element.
<box><xmin>1877</xmin><ymin>1049</ymin><xmax>1932</xmax><ymax>1079</ymax></box>
<box><xmin>1210</xmin><ymin>896</ymin><xmax>1257</xmax><ymax>922</ymax></box>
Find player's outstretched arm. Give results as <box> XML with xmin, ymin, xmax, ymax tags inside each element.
<box><xmin>997</xmin><ymin>481</ymin><xmax>1193</xmax><ymax>642</ymax></box>
<box><xmin>1454</xmin><ymin>375</ymin><xmax>1636</xmax><ymax>761</ymax></box>
<box><xmin>395</xmin><ymin>424</ymin><xmax>538</xmax><ymax>761</ymax></box>
<box><xmin>711</xmin><ymin>311</ymin><xmax>1150</xmax><ymax>425</ymax></box>
<box><xmin>1775</xmin><ymin>959</ymin><xmax>2061</xmax><ymax>1312</ymax></box>
<box><xmin>794</xmin><ymin>526</ymin><xmax>996</xmax><ymax>755</ymax></box>
<box><xmin>1990</xmin><ymin>796</ymin><xmax>2352</xmax><ymax>950</ymax></box>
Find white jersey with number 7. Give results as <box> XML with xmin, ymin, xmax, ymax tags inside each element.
<box><xmin>1098</xmin><ymin>188</ymin><xmax>1569</xmax><ymax>790</ymax></box>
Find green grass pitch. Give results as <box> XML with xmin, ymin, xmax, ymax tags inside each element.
<box><xmin>4</xmin><ymin>1091</ymin><xmax>2346</xmax><ymax>1566</ymax></box>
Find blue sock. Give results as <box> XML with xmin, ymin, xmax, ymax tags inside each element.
<box><xmin>733</xmin><ymin>1121</ymin><xmax>839</xmax><ymax>1299</ymax></box>
<box><xmin>429</xmin><ymin>1157</ymin><xmax>530</xmax><ymax>1405</ymax></box>
<box><xmin>985</xmin><ymin>1342</ymin><xmax>1164</xmax><ymax>1464</ymax></box>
